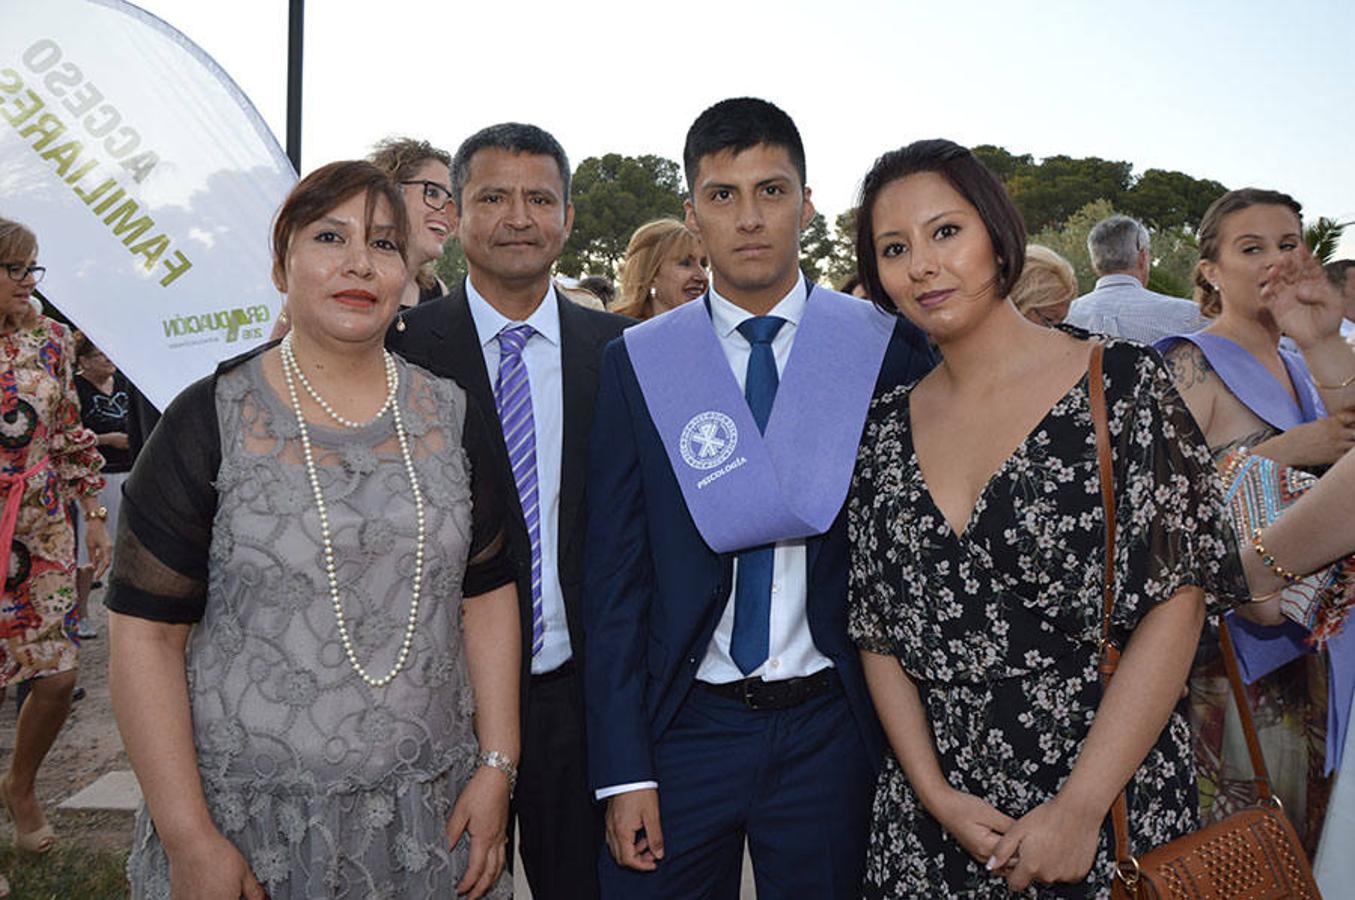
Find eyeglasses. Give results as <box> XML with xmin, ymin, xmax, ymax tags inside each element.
<box><xmin>3</xmin><ymin>264</ymin><xmax>45</xmax><ymax>284</ymax></box>
<box><xmin>401</xmin><ymin>180</ymin><xmax>454</xmax><ymax>212</ymax></box>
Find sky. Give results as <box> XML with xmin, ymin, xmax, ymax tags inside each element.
<box><xmin>131</xmin><ymin>0</ymin><xmax>1355</xmax><ymax>257</ymax></box>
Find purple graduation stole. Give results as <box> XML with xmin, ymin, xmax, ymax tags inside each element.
<box><xmin>1154</xmin><ymin>332</ymin><xmax>1326</xmax><ymax>428</ymax></box>
<box><xmin>624</xmin><ymin>285</ymin><xmax>894</xmax><ymax>553</ymax></box>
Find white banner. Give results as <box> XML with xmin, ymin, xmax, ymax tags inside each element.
<box><xmin>0</xmin><ymin>0</ymin><xmax>296</xmax><ymax>410</ymax></box>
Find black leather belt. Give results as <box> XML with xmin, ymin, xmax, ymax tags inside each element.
<box><xmin>531</xmin><ymin>659</ymin><xmax>576</xmax><ymax>685</ymax></box>
<box><xmin>697</xmin><ymin>668</ymin><xmax>838</xmax><ymax>710</ymax></box>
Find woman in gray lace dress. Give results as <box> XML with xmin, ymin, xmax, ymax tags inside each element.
<box><xmin>106</xmin><ymin>162</ymin><xmax>519</xmax><ymax>900</ymax></box>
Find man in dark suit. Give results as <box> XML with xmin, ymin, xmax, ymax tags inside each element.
<box><xmin>583</xmin><ymin>98</ymin><xmax>936</xmax><ymax>899</ymax></box>
<box><xmin>389</xmin><ymin>122</ymin><xmax>628</xmax><ymax>900</ymax></box>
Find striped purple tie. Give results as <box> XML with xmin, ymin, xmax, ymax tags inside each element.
<box><xmin>495</xmin><ymin>324</ymin><xmax>544</xmax><ymax>656</ymax></box>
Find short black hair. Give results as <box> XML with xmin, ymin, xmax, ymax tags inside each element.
<box><xmin>855</xmin><ymin>139</ymin><xmax>1027</xmax><ymax>316</ymax></box>
<box><xmin>450</xmin><ymin>123</ymin><xmax>571</xmax><ymax>206</ymax></box>
<box><xmin>1325</xmin><ymin>258</ymin><xmax>1355</xmax><ymax>286</ymax></box>
<box><xmin>683</xmin><ymin>98</ymin><xmax>806</xmax><ymax>194</ymax></box>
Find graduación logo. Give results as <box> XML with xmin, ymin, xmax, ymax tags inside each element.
<box><xmin>679</xmin><ymin>411</ymin><xmax>738</xmax><ymax>470</ymax></box>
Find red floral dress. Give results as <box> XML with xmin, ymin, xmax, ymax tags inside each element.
<box><xmin>0</xmin><ymin>317</ymin><xmax>104</xmax><ymax>686</ymax></box>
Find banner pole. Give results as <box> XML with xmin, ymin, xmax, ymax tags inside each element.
<box><xmin>286</xmin><ymin>0</ymin><xmax>304</xmax><ymax>173</ymax></box>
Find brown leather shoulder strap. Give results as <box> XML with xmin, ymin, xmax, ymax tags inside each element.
<box><xmin>1087</xmin><ymin>342</ymin><xmax>1135</xmax><ymax>874</ymax></box>
<box><xmin>1219</xmin><ymin>620</ymin><xmax>1274</xmax><ymax>800</ymax></box>
<box><xmin>1087</xmin><ymin>342</ymin><xmax>1116</xmax><ymax>650</ymax></box>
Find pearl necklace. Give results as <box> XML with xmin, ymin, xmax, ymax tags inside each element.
<box><xmin>279</xmin><ymin>341</ymin><xmax>425</xmax><ymax>687</ymax></box>
<box><xmin>281</xmin><ymin>333</ymin><xmax>393</xmax><ymax>428</ymax></box>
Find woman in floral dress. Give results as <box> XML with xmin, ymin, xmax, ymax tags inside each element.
<box><xmin>844</xmin><ymin>142</ymin><xmax>1247</xmax><ymax>897</ymax></box>
<box><xmin>0</xmin><ymin>218</ymin><xmax>109</xmax><ymax>894</ymax></box>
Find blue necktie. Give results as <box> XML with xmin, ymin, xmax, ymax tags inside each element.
<box><xmin>730</xmin><ymin>315</ymin><xmax>786</xmax><ymax>675</ymax></box>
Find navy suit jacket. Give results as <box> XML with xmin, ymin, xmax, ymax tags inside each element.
<box><xmin>582</xmin><ymin>310</ymin><xmax>935</xmax><ymax>791</ymax></box>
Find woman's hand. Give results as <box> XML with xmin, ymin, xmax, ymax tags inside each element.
<box><xmin>166</xmin><ymin>830</ymin><xmax>265</xmax><ymax>900</ymax></box>
<box><xmin>987</xmin><ymin>796</ymin><xmax>1102</xmax><ymax>892</ymax></box>
<box><xmin>1252</xmin><ymin>413</ymin><xmax>1355</xmax><ymax>468</ymax></box>
<box><xmin>1260</xmin><ymin>248</ymin><xmax>1346</xmax><ymax>349</ymax></box>
<box><xmin>446</xmin><ymin>764</ymin><xmax>510</xmax><ymax>898</ymax></box>
<box><xmin>926</xmin><ymin>786</ymin><xmax>1015</xmax><ymax>866</ymax></box>
<box><xmin>99</xmin><ymin>432</ymin><xmax>130</xmax><ymax>451</ymax></box>
<box><xmin>84</xmin><ymin>517</ymin><xmax>111</xmax><ymax>579</ymax></box>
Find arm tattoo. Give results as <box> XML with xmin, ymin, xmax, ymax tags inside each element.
<box><xmin>1164</xmin><ymin>343</ymin><xmax>1213</xmax><ymax>390</ymax></box>
<box><xmin>1213</xmin><ymin>427</ymin><xmax>1277</xmax><ymax>463</ymax></box>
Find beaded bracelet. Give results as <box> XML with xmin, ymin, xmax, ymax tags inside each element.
<box><xmin>1251</xmin><ymin>528</ymin><xmax>1299</xmax><ymax>584</ymax></box>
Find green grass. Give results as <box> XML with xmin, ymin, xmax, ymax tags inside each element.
<box><xmin>0</xmin><ymin>843</ymin><xmax>128</xmax><ymax>899</ymax></box>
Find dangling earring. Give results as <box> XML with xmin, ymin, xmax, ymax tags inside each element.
<box><xmin>277</xmin><ymin>308</ymin><xmax>289</xmax><ymax>327</ymax></box>
<box><xmin>396</xmin><ymin>309</ymin><xmax>407</xmax><ymax>332</ymax></box>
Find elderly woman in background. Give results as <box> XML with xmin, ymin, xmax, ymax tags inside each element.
<box><xmin>1011</xmin><ymin>244</ymin><xmax>1078</xmax><ymax>327</ymax></box>
<box><xmin>107</xmin><ymin>161</ymin><xmax>519</xmax><ymax>900</ymax></box>
<box><xmin>613</xmin><ymin>217</ymin><xmax>707</xmax><ymax>320</ymax></box>
<box><xmin>0</xmin><ymin>219</ymin><xmax>109</xmax><ymax>896</ymax></box>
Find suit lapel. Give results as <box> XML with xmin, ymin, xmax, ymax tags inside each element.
<box><xmin>557</xmin><ymin>296</ymin><xmax>598</xmax><ymax>577</ymax></box>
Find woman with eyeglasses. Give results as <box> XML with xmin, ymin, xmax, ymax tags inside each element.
<box><xmin>370</xmin><ymin>137</ymin><xmax>455</xmax><ymax>310</ymax></box>
<box><xmin>0</xmin><ymin>218</ymin><xmax>110</xmax><ymax>896</ymax></box>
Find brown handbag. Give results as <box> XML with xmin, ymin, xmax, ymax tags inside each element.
<box><xmin>1085</xmin><ymin>343</ymin><xmax>1321</xmax><ymax>899</ymax></box>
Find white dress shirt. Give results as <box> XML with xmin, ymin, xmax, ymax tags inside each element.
<box><xmin>1064</xmin><ymin>273</ymin><xmax>1208</xmax><ymax>343</ymax></box>
<box><xmin>695</xmin><ymin>280</ymin><xmax>833</xmax><ymax>685</ymax></box>
<box><xmin>465</xmin><ymin>277</ymin><xmax>571</xmax><ymax>675</ymax></box>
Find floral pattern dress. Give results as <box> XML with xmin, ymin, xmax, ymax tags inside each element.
<box><xmin>847</xmin><ymin>338</ymin><xmax>1247</xmax><ymax>898</ymax></box>
<box><xmin>0</xmin><ymin>317</ymin><xmax>104</xmax><ymax>687</ymax></box>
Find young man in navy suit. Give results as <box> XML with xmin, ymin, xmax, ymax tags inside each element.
<box><xmin>582</xmin><ymin>98</ymin><xmax>935</xmax><ymax>899</ymax></box>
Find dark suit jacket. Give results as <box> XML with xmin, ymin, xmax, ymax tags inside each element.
<box><xmin>582</xmin><ymin>314</ymin><xmax>936</xmax><ymax>792</ymax></box>
<box><xmin>388</xmin><ymin>281</ymin><xmax>631</xmax><ymax>712</ymax></box>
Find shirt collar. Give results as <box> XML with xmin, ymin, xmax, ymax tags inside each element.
<box><xmin>707</xmin><ymin>277</ymin><xmax>807</xmax><ymax>340</ymax></box>
<box><xmin>1095</xmin><ymin>273</ymin><xmax>1142</xmax><ymax>290</ymax></box>
<box><xmin>464</xmin><ymin>275</ymin><xmax>561</xmax><ymax>348</ymax></box>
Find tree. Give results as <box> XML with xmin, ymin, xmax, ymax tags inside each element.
<box><xmin>432</xmin><ymin>239</ymin><xmax>467</xmax><ymax>288</ymax></box>
<box><xmin>825</xmin><ymin>209</ymin><xmax>859</xmax><ymax>288</ymax></box>
<box><xmin>558</xmin><ymin>154</ymin><xmax>685</xmax><ymax>278</ymax></box>
<box><xmin>1305</xmin><ymin>217</ymin><xmax>1349</xmax><ymax>264</ymax></box>
<box><xmin>972</xmin><ymin>145</ymin><xmax>1034</xmax><ymax>183</ymax></box>
<box><xmin>1121</xmin><ymin>169</ymin><xmax>1227</xmax><ymax>232</ymax></box>
<box><xmin>1006</xmin><ymin>156</ymin><xmax>1134</xmax><ymax>232</ymax></box>
<box><xmin>800</xmin><ymin>212</ymin><xmax>836</xmax><ymax>284</ymax></box>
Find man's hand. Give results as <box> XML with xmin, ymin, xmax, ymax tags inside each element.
<box><xmin>605</xmin><ymin>788</ymin><xmax>665</xmax><ymax>871</ymax></box>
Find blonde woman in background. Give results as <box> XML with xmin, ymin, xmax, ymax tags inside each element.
<box><xmin>613</xmin><ymin>218</ymin><xmax>707</xmax><ymax>320</ymax></box>
<box><xmin>1011</xmin><ymin>244</ymin><xmax>1078</xmax><ymax>327</ymax></box>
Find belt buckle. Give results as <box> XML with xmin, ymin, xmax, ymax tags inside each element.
<box><xmin>741</xmin><ymin>678</ymin><xmax>765</xmax><ymax>710</ymax></box>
